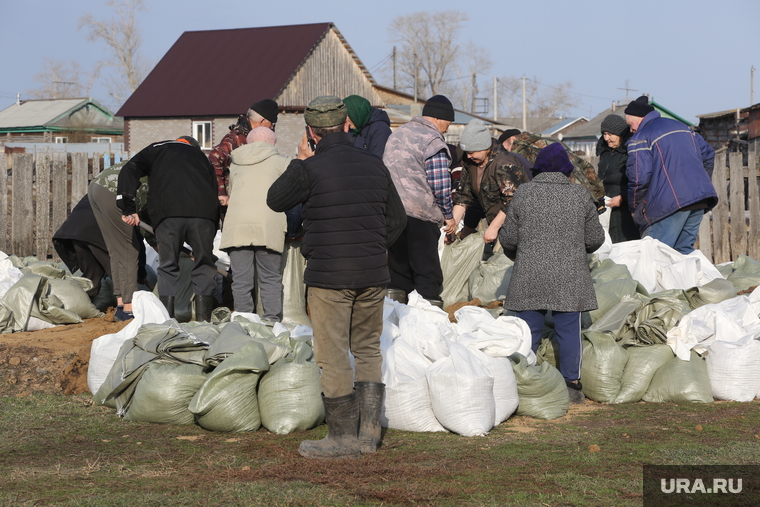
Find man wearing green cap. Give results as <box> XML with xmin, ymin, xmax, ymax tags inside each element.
<box><xmin>267</xmin><ymin>95</ymin><xmax>406</xmax><ymax>460</ymax></box>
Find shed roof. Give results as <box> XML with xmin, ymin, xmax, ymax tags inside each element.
<box><xmin>541</xmin><ymin>116</ymin><xmax>588</xmax><ymax>136</ymax></box>
<box><xmin>0</xmin><ymin>98</ymin><xmax>121</xmax><ymax>133</ymax></box>
<box><xmin>118</xmin><ymin>23</ymin><xmax>362</xmax><ymax>118</ymax></box>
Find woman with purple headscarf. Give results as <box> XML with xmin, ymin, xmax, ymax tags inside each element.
<box><xmin>499</xmin><ymin>142</ymin><xmax>605</xmax><ymax>404</ymax></box>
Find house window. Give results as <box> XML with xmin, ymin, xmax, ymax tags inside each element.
<box><xmin>192</xmin><ymin>121</ymin><xmax>212</xmax><ymax>150</ymax></box>
<box><xmin>92</xmin><ymin>137</ymin><xmax>111</xmax><ymax>143</ymax></box>
<box><xmin>55</xmin><ymin>137</ymin><xmax>68</xmax><ymax>143</ymax></box>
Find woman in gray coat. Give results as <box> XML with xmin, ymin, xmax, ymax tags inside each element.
<box><xmin>499</xmin><ymin>142</ymin><xmax>605</xmax><ymax>403</ymax></box>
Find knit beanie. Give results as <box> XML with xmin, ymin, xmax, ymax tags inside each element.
<box><xmin>250</xmin><ymin>99</ymin><xmax>279</xmax><ymax>123</ymax></box>
<box><xmin>459</xmin><ymin>119</ymin><xmax>492</xmax><ymax>152</ymax></box>
<box><xmin>246</xmin><ymin>126</ymin><xmax>277</xmax><ymax>146</ymax></box>
<box><xmin>497</xmin><ymin>128</ymin><xmax>521</xmax><ymax>144</ymax></box>
<box><xmin>304</xmin><ymin>95</ymin><xmax>348</xmax><ymax>128</ymax></box>
<box><xmin>422</xmin><ymin>95</ymin><xmax>455</xmax><ymax>121</ymax></box>
<box><xmin>342</xmin><ymin>95</ymin><xmax>372</xmax><ymax>133</ymax></box>
<box><xmin>600</xmin><ymin>114</ymin><xmax>628</xmax><ymax>136</ymax></box>
<box><xmin>624</xmin><ymin>95</ymin><xmax>654</xmax><ymax>117</ymax></box>
<box><xmin>532</xmin><ymin>142</ymin><xmax>574</xmax><ymax>176</ymax></box>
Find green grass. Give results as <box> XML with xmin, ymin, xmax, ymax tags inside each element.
<box><xmin>1</xmin><ymin>395</ymin><xmax>758</xmax><ymax>506</ymax></box>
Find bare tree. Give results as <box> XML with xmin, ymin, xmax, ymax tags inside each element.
<box><xmin>78</xmin><ymin>0</ymin><xmax>150</xmax><ymax>103</ymax></box>
<box><xmin>489</xmin><ymin>76</ymin><xmax>580</xmax><ymax>118</ymax></box>
<box><xmin>385</xmin><ymin>11</ymin><xmax>467</xmax><ymax>99</ymax></box>
<box><xmin>27</xmin><ymin>58</ymin><xmax>98</xmax><ymax>99</ymax></box>
<box><xmin>447</xmin><ymin>41</ymin><xmax>493</xmax><ymax>114</ymax></box>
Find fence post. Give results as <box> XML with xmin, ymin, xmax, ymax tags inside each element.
<box><xmin>0</xmin><ymin>154</ymin><xmax>6</xmax><ymax>253</ymax></box>
<box><xmin>748</xmin><ymin>153</ymin><xmax>760</xmax><ymax>261</ymax></box>
<box><xmin>728</xmin><ymin>153</ymin><xmax>747</xmax><ymax>260</ymax></box>
<box><xmin>51</xmin><ymin>152</ymin><xmax>68</xmax><ymax>245</ymax></box>
<box><xmin>36</xmin><ymin>153</ymin><xmax>52</xmax><ymax>259</ymax></box>
<box><xmin>71</xmin><ymin>152</ymin><xmax>89</xmax><ymax>207</ymax></box>
<box><xmin>11</xmin><ymin>153</ymin><xmax>34</xmax><ymax>256</ymax></box>
<box><xmin>711</xmin><ymin>152</ymin><xmax>730</xmax><ymax>264</ymax></box>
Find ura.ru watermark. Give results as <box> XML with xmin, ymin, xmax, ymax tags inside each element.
<box><xmin>643</xmin><ymin>465</ymin><xmax>759</xmax><ymax>506</ymax></box>
<box><xmin>660</xmin><ymin>477</ymin><xmax>742</xmax><ymax>494</ymax></box>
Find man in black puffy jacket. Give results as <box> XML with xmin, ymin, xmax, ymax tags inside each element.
<box><xmin>267</xmin><ymin>96</ymin><xmax>406</xmax><ymax>460</ymax></box>
<box><xmin>117</xmin><ymin>136</ymin><xmax>219</xmax><ymax>321</ymax></box>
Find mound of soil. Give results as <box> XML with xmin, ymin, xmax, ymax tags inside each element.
<box><xmin>0</xmin><ymin>309</ymin><xmax>129</xmax><ymax>397</ymax></box>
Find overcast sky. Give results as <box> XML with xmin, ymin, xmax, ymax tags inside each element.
<box><xmin>1</xmin><ymin>0</ymin><xmax>758</xmax><ymax>124</ymax></box>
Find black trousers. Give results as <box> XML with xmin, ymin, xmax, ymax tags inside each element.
<box><xmin>388</xmin><ymin>216</ymin><xmax>443</xmax><ymax>301</ymax></box>
<box><xmin>155</xmin><ymin>217</ymin><xmax>217</xmax><ymax>297</ymax></box>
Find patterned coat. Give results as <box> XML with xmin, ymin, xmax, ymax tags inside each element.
<box><xmin>499</xmin><ymin>172</ymin><xmax>604</xmax><ymax>312</ymax></box>
<box><xmin>208</xmin><ymin>115</ymin><xmax>251</xmax><ymax>197</ymax></box>
<box><xmin>454</xmin><ymin>139</ymin><xmax>529</xmax><ymax>224</ymax></box>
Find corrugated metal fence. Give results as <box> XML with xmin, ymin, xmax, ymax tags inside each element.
<box><xmin>0</xmin><ymin>151</ymin><xmax>758</xmax><ymax>265</ymax></box>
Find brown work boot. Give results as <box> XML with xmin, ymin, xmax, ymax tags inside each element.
<box><xmin>299</xmin><ymin>392</ymin><xmax>361</xmax><ymax>459</ymax></box>
<box><xmin>356</xmin><ymin>382</ymin><xmax>385</xmax><ymax>454</ymax></box>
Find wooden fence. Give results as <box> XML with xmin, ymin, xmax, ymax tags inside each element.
<box><xmin>0</xmin><ymin>151</ymin><xmax>129</xmax><ymax>261</ymax></box>
<box><xmin>0</xmin><ymin>151</ymin><xmax>758</xmax><ymax>265</ymax></box>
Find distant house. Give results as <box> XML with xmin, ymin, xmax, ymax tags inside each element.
<box><xmin>562</xmin><ymin>99</ymin><xmax>695</xmax><ymax>156</ymax></box>
<box><xmin>0</xmin><ymin>97</ymin><xmax>123</xmax><ymax>146</ymax></box>
<box><xmin>746</xmin><ymin>102</ymin><xmax>760</xmax><ymax>154</ymax></box>
<box><xmin>696</xmin><ymin>109</ymin><xmax>747</xmax><ymax>152</ymax></box>
<box><xmin>118</xmin><ymin>23</ymin><xmax>384</xmax><ymax>156</ymax></box>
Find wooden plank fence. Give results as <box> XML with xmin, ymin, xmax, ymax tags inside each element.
<box><xmin>2</xmin><ymin>151</ymin><xmax>123</xmax><ymax>260</ymax></box>
<box><xmin>1</xmin><ymin>151</ymin><xmax>758</xmax><ymax>266</ymax></box>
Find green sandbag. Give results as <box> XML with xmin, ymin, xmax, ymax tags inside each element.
<box><xmin>509</xmin><ymin>353</ymin><xmax>569</xmax><ymax>420</ymax></box>
<box><xmin>580</xmin><ymin>331</ymin><xmax>628</xmax><ymax>403</ymax></box>
<box><xmin>46</xmin><ymin>278</ymin><xmax>103</xmax><ymax>319</ymax></box>
<box><xmin>468</xmin><ymin>253</ymin><xmax>512</xmax><ymax>304</ymax></box>
<box><xmin>1</xmin><ymin>275</ymin><xmax>45</xmax><ymax>331</ymax></box>
<box><xmin>441</xmin><ymin>232</ymin><xmax>485</xmax><ymax>308</ymax></box>
<box><xmin>30</xmin><ymin>278</ymin><xmax>83</xmax><ymax>325</ymax></box>
<box><xmin>613</xmin><ymin>344</ymin><xmax>674</xmax><ymax>404</ymax></box>
<box><xmin>536</xmin><ymin>331</ymin><xmax>559</xmax><ymax>368</ymax></box>
<box><xmin>590</xmin><ymin>278</ymin><xmax>641</xmax><ymax>323</ymax></box>
<box><xmin>684</xmin><ymin>278</ymin><xmax>737</xmax><ymax>309</ymax></box>
<box><xmin>642</xmin><ymin>350</ymin><xmax>713</xmax><ymax>403</ymax></box>
<box><xmin>589</xmin><ymin>295</ymin><xmax>642</xmax><ymax>343</ymax></box>
<box><xmin>189</xmin><ymin>340</ymin><xmax>270</xmax><ymax>432</ymax></box>
<box><xmin>124</xmin><ymin>362</ymin><xmax>207</xmax><ymax>424</ymax></box>
<box><xmin>725</xmin><ymin>255</ymin><xmax>760</xmax><ymax>292</ymax></box>
<box><xmin>590</xmin><ymin>258</ymin><xmax>633</xmax><ymax>283</ymax></box>
<box><xmin>258</xmin><ymin>341</ymin><xmax>324</xmax><ymax>435</ymax></box>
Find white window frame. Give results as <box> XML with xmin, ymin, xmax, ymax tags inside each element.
<box><xmin>192</xmin><ymin>121</ymin><xmax>212</xmax><ymax>150</ymax></box>
<box><xmin>92</xmin><ymin>136</ymin><xmax>111</xmax><ymax>144</ymax></box>
<box><xmin>54</xmin><ymin>136</ymin><xmax>68</xmax><ymax>143</ymax></box>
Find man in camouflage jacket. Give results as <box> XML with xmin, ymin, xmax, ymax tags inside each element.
<box><xmin>453</xmin><ymin>120</ymin><xmax>530</xmax><ymax>244</ymax></box>
<box><xmin>208</xmin><ymin>99</ymin><xmax>279</xmax><ymax>205</ymax></box>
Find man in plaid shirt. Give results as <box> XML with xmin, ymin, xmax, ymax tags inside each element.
<box><xmin>382</xmin><ymin>95</ymin><xmax>457</xmax><ymax>308</ymax></box>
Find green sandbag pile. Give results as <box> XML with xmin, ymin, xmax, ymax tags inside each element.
<box><xmin>642</xmin><ymin>350</ymin><xmax>713</xmax><ymax>403</ymax></box>
<box><xmin>722</xmin><ymin>255</ymin><xmax>760</xmax><ymax>292</ymax></box>
<box><xmin>189</xmin><ymin>340</ymin><xmax>271</xmax><ymax>432</ymax></box>
<box><xmin>580</xmin><ymin>332</ymin><xmax>629</xmax><ymax>403</ymax></box>
<box><xmin>684</xmin><ymin>278</ymin><xmax>737</xmax><ymax>309</ymax></box>
<box><xmin>258</xmin><ymin>340</ymin><xmax>324</xmax><ymax>434</ymax></box>
<box><xmin>509</xmin><ymin>353</ymin><xmax>569</xmax><ymax>420</ymax></box>
<box><xmin>613</xmin><ymin>345</ymin><xmax>674</xmax><ymax>404</ymax></box>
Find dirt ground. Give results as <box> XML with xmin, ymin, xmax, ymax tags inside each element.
<box><xmin>0</xmin><ymin>309</ymin><xmax>129</xmax><ymax>397</ymax></box>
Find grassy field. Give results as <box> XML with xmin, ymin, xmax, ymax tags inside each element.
<box><xmin>1</xmin><ymin>394</ymin><xmax>759</xmax><ymax>506</ymax></box>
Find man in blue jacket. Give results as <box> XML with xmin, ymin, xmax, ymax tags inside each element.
<box><xmin>624</xmin><ymin>96</ymin><xmax>717</xmax><ymax>254</ymax></box>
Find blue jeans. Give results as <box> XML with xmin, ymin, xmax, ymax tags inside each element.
<box><xmin>643</xmin><ymin>208</ymin><xmax>705</xmax><ymax>254</ymax></box>
<box><xmin>516</xmin><ymin>310</ymin><xmax>583</xmax><ymax>383</ymax></box>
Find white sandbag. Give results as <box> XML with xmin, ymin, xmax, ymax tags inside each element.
<box><xmin>468</xmin><ymin>347</ymin><xmax>518</xmax><ymax>424</ymax></box>
<box><xmin>453</xmin><ymin>306</ymin><xmax>534</xmax><ymax>362</ymax></box>
<box><xmin>380</xmin><ymin>322</ymin><xmax>446</xmax><ymax>432</ymax></box>
<box><xmin>0</xmin><ymin>256</ymin><xmax>23</xmax><ymax>300</ymax></box>
<box><xmin>427</xmin><ymin>342</ymin><xmax>495</xmax><ymax>436</ymax></box>
<box><xmin>280</xmin><ymin>240</ymin><xmax>311</xmax><ymax>328</ymax></box>
<box><xmin>706</xmin><ymin>338</ymin><xmax>760</xmax><ymax>402</ymax></box>
<box><xmin>87</xmin><ymin>291</ymin><xmax>171</xmax><ymax>394</ymax></box>
<box><xmin>396</xmin><ymin>292</ymin><xmax>451</xmax><ymax>362</ymax></box>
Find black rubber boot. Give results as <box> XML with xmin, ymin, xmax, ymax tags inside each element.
<box><xmin>159</xmin><ymin>295</ymin><xmax>175</xmax><ymax>318</ymax></box>
<box><xmin>195</xmin><ymin>295</ymin><xmax>215</xmax><ymax>322</ymax></box>
<box><xmin>566</xmin><ymin>380</ymin><xmax>585</xmax><ymax>404</ymax></box>
<box><xmin>356</xmin><ymin>382</ymin><xmax>385</xmax><ymax>454</ymax></box>
<box><xmin>386</xmin><ymin>288</ymin><xmax>407</xmax><ymax>304</ymax></box>
<box><xmin>298</xmin><ymin>393</ymin><xmax>361</xmax><ymax>459</ymax></box>
<box><xmin>428</xmin><ymin>298</ymin><xmax>444</xmax><ymax>309</ymax></box>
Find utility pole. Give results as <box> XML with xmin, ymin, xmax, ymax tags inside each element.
<box><xmin>471</xmin><ymin>74</ymin><xmax>477</xmax><ymax>114</ymax></box>
<box><xmin>392</xmin><ymin>46</ymin><xmax>397</xmax><ymax>91</ymax></box>
<box><xmin>493</xmin><ymin>76</ymin><xmax>498</xmax><ymax>122</ymax></box>
<box><xmin>522</xmin><ymin>76</ymin><xmax>527</xmax><ymax>132</ymax></box>
<box><xmin>413</xmin><ymin>53</ymin><xmax>418</xmax><ymax>105</ymax></box>
<box><xmin>752</xmin><ymin>66</ymin><xmax>755</xmax><ymax>105</ymax></box>
<box><xmin>617</xmin><ymin>80</ymin><xmax>638</xmax><ymax>101</ymax></box>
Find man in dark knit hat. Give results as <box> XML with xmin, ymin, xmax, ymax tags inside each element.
<box><xmin>267</xmin><ymin>95</ymin><xmax>406</xmax><ymax>460</ymax></box>
<box><xmin>382</xmin><ymin>94</ymin><xmax>457</xmax><ymax>307</ymax></box>
<box><xmin>624</xmin><ymin>95</ymin><xmax>717</xmax><ymax>253</ymax></box>
<box><xmin>209</xmin><ymin>99</ymin><xmax>279</xmax><ymax>206</ymax></box>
